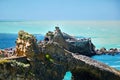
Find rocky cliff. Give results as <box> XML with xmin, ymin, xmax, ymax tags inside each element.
<box><xmin>0</xmin><ymin>27</ymin><xmax>120</xmax><ymax>80</ymax></box>
<box><xmin>44</xmin><ymin>27</ymin><xmax>96</xmax><ymax>56</ymax></box>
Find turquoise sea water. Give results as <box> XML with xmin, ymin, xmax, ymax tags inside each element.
<box><xmin>0</xmin><ymin>21</ymin><xmax>120</xmax><ymax>49</ymax></box>
<box><xmin>0</xmin><ymin>21</ymin><xmax>120</xmax><ymax>80</ymax></box>
<box><xmin>92</xmin><ymin>54</ymin><xmax>120</xmax><ymax>70</ymax></box>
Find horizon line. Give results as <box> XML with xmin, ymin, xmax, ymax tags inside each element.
<box><xmin>0</xmin><ymin>20</ymin><xmax>120</xmax><ymax>22</ymax></box>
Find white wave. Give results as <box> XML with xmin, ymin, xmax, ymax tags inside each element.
<box><xmin>105</xmin><ymin>63</ymin><xmax>109</xmax><ymax>65</ymax></box>
<box><xmin>115</xmin><ymin>61</ymin><xmax>120</xmax><ymax>63</ymax></box>
<box><xmin>111</xmin><ymin>65</ymin><xmax>120</xmax><ymax>68</ymax></box>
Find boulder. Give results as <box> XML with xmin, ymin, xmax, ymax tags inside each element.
<box><xmin>68</xmin><ymin>38</ymin><xmax>96</xmax><ymax>56</ymax></box>
<box><xmin>99</xmin><ymin>47</ymin><xmax>107</xmax><ymax>53</ymax></box>
<box><xmin>96</xmin><ymin>48</ymin><xmax>120</xmax><ymax>55</ymax></box>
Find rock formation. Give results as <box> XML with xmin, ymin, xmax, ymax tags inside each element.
<box><xmin>15</xmin><ymin>30</ymin><xmax>40</xmax><ymax>59</ymax></box>
<box><xmin>44</xmin><ymin>27</ymin><xmax>96</xmax><ymax>56</ymax></box>
<box><xmin>0</xmin><ymin>27</ymin><xmax>120</xmax><ymax>80</ymax></box>
<box><xmin>68</xmin><ymin>38</ymin><xmax>96</xmax><ymax>56</ymax></box>
<box><xmin>44</xmin><ymin>27</ymin><xmax>69</xmax><ymax>50</ymax></box>
<box><xmin>96</xmin><ymin>47</ymin><xmax>120</xmax><ymax>55</ymax></box>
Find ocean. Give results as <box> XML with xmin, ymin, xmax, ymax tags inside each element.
<box><xmin>0</xmin><ymin>33</ymin><xmax>44</xmax><ymax>49</ymax></box>
<box><xmin>0</xmin><ymin>21</ymin><xmax>120</xmax><ymax>49</ymax></box>
<box><xmin>0</xmin><ymin>21</ymin><xmax>120</xmax><ymax>80</ymax></box>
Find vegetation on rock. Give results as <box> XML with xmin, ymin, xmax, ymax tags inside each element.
<box><xmin>0</xmin><ymin>59</ymin><xmax>9</xmax><ymax>64</ymax></box>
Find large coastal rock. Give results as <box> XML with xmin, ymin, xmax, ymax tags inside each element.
<box><xmin>44</xmin><ymin>27</ymin><xmax>69</xmax><ymax>50</ymax></box>
<box><xmin>44</xmin><ymin>27</ymin><xmax>96</xmax><ymax>56</ymax></box>
<box><xmin>68</xmin><ymin>39</ymin><xmax>96</xmax><ymax>56</ymax></box>
<box><xmin>0</xmin><ymin>27</ymin><xmax>120</xmax><ymax>80</ymax></box>
<box><xmin>41</xmin><ymin>42</ymin><xmax>120</xmax><ymax>80</ymax></box>
<box><xmin>96</xmin><ymin>47</ymin><xmax>120</xmax><ymax>55</ymax></box>
<box><xmin>15</xmin><ymin>30</ymin><xmax>40</xmax><ymax>59</ymax></box>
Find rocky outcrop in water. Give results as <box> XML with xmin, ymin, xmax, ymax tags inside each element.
<box><xmin>0</xmin><ymin>27</ymin><xmax>120</xmax><ymax>80</ymax></box>
<box><xmin>44</xmin><ymin>27</ymin><xmax>69</xmax><ymax>50</ymax></box>
<box><xmin>96</xmin><ymin>47</ymin><xmax>120</xmax><ymax>55</ymax></box>
<box><xmin>68</xmin><ymin>38</ymin><xmax>96</xmax><ymax>56</ymax></box>
<box><xmin>44</xmin><ymin>27</ymin><xmax>96</xmax><ymax>56</ymax></box>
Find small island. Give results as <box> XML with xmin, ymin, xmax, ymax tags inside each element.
<box><xmin>0</xmin><ymin>27</ymin><xmax>120</xmax><ymax>80</ymax></box>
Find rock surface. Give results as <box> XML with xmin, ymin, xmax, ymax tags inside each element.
<box><xmin>44</xmin><ymin>27</ymin><xmax>96</xmax><ymax>56</ymax></box>
<box><xmin>0</xmin><ymin>27</ymin><xmax>120</xmax><ymax>80</ymax></box>
<box><xmin>68</xmin><ymin>38</ymin><xmax>96</xmax><ymax>56</ymax></box>
<box><xmin>96</xmin><ymin>47</ymin><xmax>120</xmax><ymax>55</ymax></box>
<box><xmin>45</xmin><ymin>27</ymin><xmax>69</xmax><ymax>50</ymax></box>
<box><xmin>15</xmin><ymin>30</ymin><xmax>40</xmax><ymax>59</ymax></box>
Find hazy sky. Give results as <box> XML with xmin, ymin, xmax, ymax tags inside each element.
<box><xmin>0</xmin><ymin>0</ymin><xmax>120</xmax><ymax>49</ymax></box>
<box><xmin>0</xmin><ymin>0</ymin><xmax>120</xmax><ymax>20</ymax></box>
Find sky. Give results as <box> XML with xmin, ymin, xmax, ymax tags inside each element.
<box><xmin>0</xmin><ymin>0</ymin><xmax>120</xmax><ymax>37</ymax></box>
<box><xmin>0</xmin><ymin>0</ymin><xmax>120</xmax><ymax>20</ymax></box>
<box><xmin>0</xmin><ymin>0</ymin><xmax>120</xmax><ymax>49</ymax></box>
